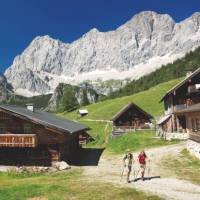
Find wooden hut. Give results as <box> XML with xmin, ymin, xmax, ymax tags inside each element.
<box><xmin>111</xmin><ymin>103</ymin><xmax>153</xmax><ymax>136</ymax></box>
<box><xmin>158</xmin><ymin>68</ymin><xmax>200</xmax><ymax>139</ymax></box>
<box><xmin>0</xmin><ymin>104</ymin><xmax>89</xmax><ymax>166</ymax></box>
<box><xmin>78</xmin><ymin>109</ymin><xmax>88</xmax><ymax>117</ymax></box>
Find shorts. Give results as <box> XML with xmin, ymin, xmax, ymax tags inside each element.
<box><xmin>140</xmin><ymin>164</ymin><xmax>146</xmax><ymax>169</ymax></box>
<box><xmin>127</xmin><ymin>165</ymin><xmax>132</xmax><ymax>172</ymax></box>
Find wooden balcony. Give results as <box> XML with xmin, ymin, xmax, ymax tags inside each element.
<box><xmin>0</xmin><ymin>134</ymin><xmax>38</xmax><ymax>148</ymax></box>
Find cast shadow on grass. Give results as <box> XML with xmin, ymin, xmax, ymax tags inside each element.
<box><xmin>69</xmin><ymin>148</ymin><xmax>105</xmax><ymax>166</ymax></box>
<box><xmin>132</xmin><ymin>176</ymin><xmax>161</xmax><ymax>182</ymax></box>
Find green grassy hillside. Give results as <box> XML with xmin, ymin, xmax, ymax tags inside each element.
<box><xmin>60</xmin><ymin>78</ymin><xmax>182</xmax><ymax>153</ymax></box>
<box><xmin>63</xmin><ymin>78</ymin><xmax>182</xmax><ymax>120</ymax></box>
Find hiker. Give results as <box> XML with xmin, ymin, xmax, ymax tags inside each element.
<box><xmin>138</xmin><ymin>150</ymin><xmax>148</xmax><ymax>181</ymax></box>
<box><xmin>123</xmin><ymin>149</ymin><xmax>134</xmax><ymax>183</ymax></box>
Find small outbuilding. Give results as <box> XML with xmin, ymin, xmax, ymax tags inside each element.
<box><xmin>111</xmin><ymin>102</ymin><xmax>153</xmax><ymax>135</ymax></box>
<box><xmin>78</xmin><ymin>109</ymin><xmax>89</xmax><ymax>117</ymax></box>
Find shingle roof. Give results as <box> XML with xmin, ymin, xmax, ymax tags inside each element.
<box><xmin>160</xmin><ymin>68</ymin><xmax>200</xmax><ymax>102</ymax></box>
<box><xmin>112</xmin><ymin>102</ymin><xmax>153</xmax><ymax>121</ymax></box>
<box><xmin>0</xmin><ymin>105</ymin><xmax>88</xmax><ymax>134</ymax></box>
<box><xmin>174</xmin><ymin>103</ymin><xmax>200</xmax><ymax>114</ymax></box>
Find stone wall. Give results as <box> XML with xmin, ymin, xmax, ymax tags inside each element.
<box><xmin>157</xmin><ymin>132</ymin><xmax>189</xmax><ymax>140</ymax></box>
<box><xmin>187</xmin><ymin>139</ymin><xmax>200</xmax><ymax>160</ymax></box>
<box><xmin>165</xmin><ymin>132</ymin><xmax>189</xmax><ymax>140</ymax></box>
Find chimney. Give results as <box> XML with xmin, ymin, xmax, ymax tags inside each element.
<box><xmin>26</xmin><ymin>103</ymin><xmax>34</xmax><ymax>112</ymax></box>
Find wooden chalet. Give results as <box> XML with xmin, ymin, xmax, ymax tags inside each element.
<box><xmin>111</xmin><ymin>103</ymin><xmax>153</xmax><ymax>136</ymax></box>
<box><xmin>158</xmin><ymin>68</ymin><xmax>200</xmax><ymax>140</ymax></box>
<box><xmin>0</xmin><ymin>104</ymin><xmax>89</xmax><ymax>166</ymax></box>
<box><xmin>175</xmin><ymin>103</ymin><xmax>200</xmax><ymax>159</ymax></box>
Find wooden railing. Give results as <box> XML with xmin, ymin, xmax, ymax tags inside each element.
<box><xmin>113</xmin><ymin>126</ymin><xmax>136</xmax><ymax>131</ymax></box>
<box><xmin>0</xmin><ymin>134</ymin><xmax>38</xmax><ymax>147</ymax></box>
<box><xmin>113</xmin><ymin>125</ymin><xmax>150</xmax><ymax>131</ymax></box>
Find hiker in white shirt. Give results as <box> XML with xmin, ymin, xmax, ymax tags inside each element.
<box><xmin>123</xmin><ymin>149</ymin><xmax>134</xmax><ymax>183</ymax></box>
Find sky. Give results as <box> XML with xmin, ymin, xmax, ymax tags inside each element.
<box><xmin>0</xmin><ymin>0</ymin><xmax>199</xmax><ymax>73</ymax></box>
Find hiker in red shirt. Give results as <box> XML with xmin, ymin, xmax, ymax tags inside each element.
<box><xmin>138</xmin><ymin>150</ymin><xmax>148</xmax><ymax>181</ymax></box>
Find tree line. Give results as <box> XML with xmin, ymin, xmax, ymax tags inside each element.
<box><xmin>104</xmin><ymin>47</ymin><xmax>200</xmax><ymax>100</ymax></box>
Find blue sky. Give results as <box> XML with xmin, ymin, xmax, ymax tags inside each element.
<box><xmin>0</xmin><ymin>0</ymin><xmax>199</xmax><ymax>73</ymax></box>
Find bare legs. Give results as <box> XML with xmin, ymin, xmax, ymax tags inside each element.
<box><xmin>127</xmin><ymin>166</ymin><xmax>131</xmax><ymax>183</ymax></box>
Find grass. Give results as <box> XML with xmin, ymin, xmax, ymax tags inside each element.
<box><xmin>0</xmin><ymin>78</ymin><xmax>186</xmax><ymax>199</ymax></box>
<box><xmin>106</xmin><ymin>131</ymin><xmax>180</xmax><ymax>154</ymax></box>
<box><xmin>59</xmin><ymin>120</ymin><xmax>179</xmax><ymax>154</ymax></box>
<box><xmin>80</xmin><ymin>121</ymin><xmax>112</xmax><ymax>147</ymax></box>
<box><xmin>58</xmin><ymin>78</ymin><xmax>182</xmax><ymax>152</ymax></box>
<box><xmin>63</xmin><ymin>78</ymin><xmax>182</xmax><ymax>120</ymax></box>
<box><xmin>162</xmin><ymin>149</ymin><xmax>200</xmax><ymax>184</ymax></box>
<box><xmin>0</xmin><ymin>169</ymin><xmax>163</xmax><ymax>200</ymax></box>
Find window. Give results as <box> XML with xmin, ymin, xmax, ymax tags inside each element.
<box><xmin>0</xmin><ymin>123</ymin><xmax>6</xmax><ymax>134</ymax></box>
<box><xmin>24</xmin><ymin>123</ymin><xmax>32</xmax><ymax>134</ymax></box>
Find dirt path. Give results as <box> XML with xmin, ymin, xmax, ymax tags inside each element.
<box><xmin>81</xmin><ymin>143</ymin><xmax>200</xmax><ymax>200</ymax></box>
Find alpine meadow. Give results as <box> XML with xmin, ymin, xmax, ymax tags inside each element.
<box><xmin>1</xmin><ymin>4</ymin><xmax>200</xmax><ymax>200</ymax></box>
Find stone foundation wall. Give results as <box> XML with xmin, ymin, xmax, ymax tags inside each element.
<box><xmin>187</xmin><ymin>139</ymin><xmax>200</xmax><ymax>160</ymax></box>
<box><xmin>165</xmin><ymin>132</ymin><xmax>188</xmax><ymax>140</ymax></box>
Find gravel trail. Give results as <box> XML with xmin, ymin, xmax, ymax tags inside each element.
<box><xmin>82</xmin><ymin>143</ymin><xmax>200</xmax><ymax>200</ymax></box>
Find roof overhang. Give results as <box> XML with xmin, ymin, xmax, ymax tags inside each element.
<box><xmin>157</xmin><ymin>114</ymin><xmax>171</xmax><ymax>125</ymax></box>
<box><xmin>112</xmin><ymin>102</ymin><xmax>154</xmax><ymax>122</ymax></box>
<box><xmin>160</xmin><ymin>68</ymin><xmax>200</xmax><ymax>102</ymax></box>
<box><xmin>0</xmin><ymin>106</ymin><xmax>89</xmax><ymax>134</ymax></box>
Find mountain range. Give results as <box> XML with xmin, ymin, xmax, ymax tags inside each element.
<box><xmin>4</xmin><ymin>11</ymin><xmax>200</xmax><ymax>97</ymax></box>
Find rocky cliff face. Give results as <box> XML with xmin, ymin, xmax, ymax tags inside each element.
<box><xmin>0</xmin><ymin>75</ymin><xmax>13</xmax><ymax>101</ymax></box>
<box><xmin>4</xmin><ymin>11</ymin><xmax>200</xmax><ymax>96</ymax></box>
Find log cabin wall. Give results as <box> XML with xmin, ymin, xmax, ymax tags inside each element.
<box><xmin>163</xmin><ymin>72</ymin><xmax>200</xmax><ymax>114</ymax></box>
<box><xmin>0</xmin><ymin>110</ymin><xmax>82</xmax><ymax>165</ymax></box>
<box><xmin>161</xmin><ymin>117</ymin><xmax>173</xmax><ymax>133</ymax></box>
<box><xmin>0</xmin><ymin>110</ymin><xmax>68</xmax><ymax>145</ymax></box>
<box><xmin>184</xmin><ymin>112</ymin><xmax>200</xmax><ymax>143</ymax></box>
<box><xmin>60</xmin><ymin>134</ymin><xmax>80</xmax><ymax>163</ymax></box>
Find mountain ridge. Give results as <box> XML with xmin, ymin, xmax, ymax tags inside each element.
<box><xmin>4</xmin><ymin>11</ymin><xmax>200</xmax><ymax>96</ymax></box>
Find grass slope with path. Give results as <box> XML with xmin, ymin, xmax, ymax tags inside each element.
<box><xmin>60</xmin><ymin>78</ymin><xmax>182</xmax><ymax>153</ymax></box>
<box><xmin>82</xmin><ymin>143</ymin><xmax>200</xmax><ymax>200</ymax></box>
<box><xmin>63</xmin><ymin>78</ymin><xmax>182</xmax><ymax>120</ymax></box>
